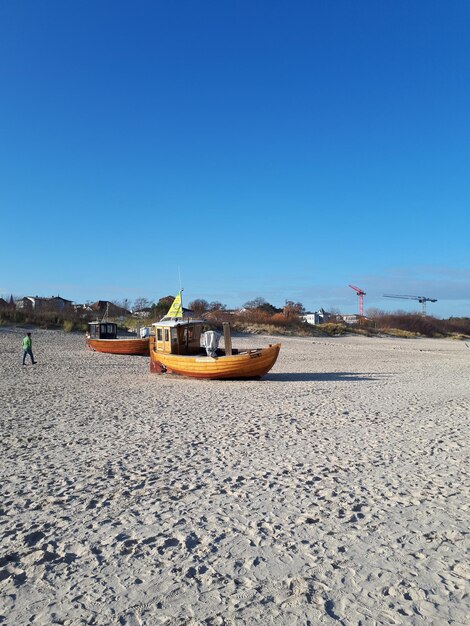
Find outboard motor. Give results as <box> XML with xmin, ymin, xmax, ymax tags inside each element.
<box><xmin>202</xmin><ymin>330</ymin><xmax>222</xmax><ymax>357</ymax></box>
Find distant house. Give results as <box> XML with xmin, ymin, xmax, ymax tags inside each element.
<box><xmin>18</xmin><ymin>296</ymin><xmax>48</xmax><ymax>310</ymax></box>
<box><xmin>17</xmin><ymin>295</ymin><xmax>73</xmax><ymax>311</ymax></box>
<box><xmin>73</xmin><ymin>303</ymin><xmax>94</xmax><ymax>317</ymax></box>
<box><xmin>74</xmin><ymin>303</ymin><xmax>92</xmax><ymax>311</ymax></box>
<box><xmin>340</xmin><ymin>314</ymin><xmax>362</xmax><ymax>325</ymax></box>
<box><xmin>132</xmin><ymin>307</ymin><xmax>152</xmax><ymax>319</ymax></box>
<box><xmin>0</xmin><ymin>295</ymin><xmax>15</xmax><ymax>309</ymax></box>
<box><xmin>90</xmin><ymin>300</ymin><xmax>130</xmax><ymax>319</ymax></box>
<box><xmin>17</xmin><ymin>296</ymin><xmax>46</xmax><ymax>310</ymax></box>
<box><xmin>49</xmin><ymin>296</ymin><xmax>73</xmax><ymax>310</ymax></box>
<box><xmin>302</xmin><ymin>308</ymin><xmax>331</xmax><ymax>325</ymax></box>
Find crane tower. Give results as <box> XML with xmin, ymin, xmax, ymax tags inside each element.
<box><xmin>383</xmin><ymin>294</ymin><xmax>437</xmax><ymax>315</ymax></box>
<box><xmin>349</xmin><ymin>284</ymin><xmax>366</xmax><ymax>317</ymax></box>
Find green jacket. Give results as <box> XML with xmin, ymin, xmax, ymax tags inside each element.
<box><xmin>22</xmin><ymin>336</ymin><xmax>31</xmax><ymax>350</ymax></box>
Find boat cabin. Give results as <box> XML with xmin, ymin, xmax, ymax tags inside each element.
<box><xmin>87</xmin><ymin>321</ymin><xmax>118</xmax><ymax>340</ymax></box>
<box><xmin>151</xmin><ymin>319</ymin><xmax>205</xmax><ymax>355</ymax></box>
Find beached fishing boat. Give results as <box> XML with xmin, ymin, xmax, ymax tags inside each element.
<box><xmin>86</xmin><ymin>322</ymin><xmax>150</xmax><ymax>356</ymax></box>
<box><xmin>149</xmin><ymin>292</ymin><xmax>280</xmax><ymax>379</ymax></box>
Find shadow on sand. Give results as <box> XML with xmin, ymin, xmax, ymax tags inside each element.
<box><xmin>265</xmin><ymin>371</ymin><xmax>381</xmax><ymax>382</ymax></box>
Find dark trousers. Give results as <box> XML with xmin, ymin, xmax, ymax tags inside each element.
<box><xmin>22</xmin><ymin>348</ymin><xmax>35</xmax><ymax>365</ymax></box>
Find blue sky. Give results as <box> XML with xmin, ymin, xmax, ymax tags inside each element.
<box><xmin>1</xmin><ymin>0</ymin><xmax>469</xmax><ymax>317</ymax></box>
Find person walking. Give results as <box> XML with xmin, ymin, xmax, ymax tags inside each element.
<box><xmin>22</xmin><ymin>332</ymin><xmax>37</xmax><ymax>367</ymax></box>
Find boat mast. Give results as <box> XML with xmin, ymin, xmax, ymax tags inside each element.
<box><xmin>101</xmin><ymin>302</ymin><xmax>109</xmax><ymax>323</ymax></box>
<box><xmin>181</xmin><ymin>288</ymin><xmax>191</xmax><ymax>352</ymax></box>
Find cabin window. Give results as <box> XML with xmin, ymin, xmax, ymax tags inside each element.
<box><xmin>165</xmin><ymin>329</ymin><xmax>170</xmax><ymax>342</ymax></box>
<box><xmin>157</xmin><ymin>328</ymin><xmax>163</xmax><ymax>341</ymax></box>
<box><xmin>107</xmin><ymin>324</ymin><xmax>114</xmax><ymax>334</ymax></box>
<box><xmin>100</xmin><ymin>324</ymin><xmax>106</xmax><ymax>335</ymax></box>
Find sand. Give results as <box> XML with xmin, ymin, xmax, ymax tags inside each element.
<box><xmin>1</xmin><ymin>327</ymin><xmax>469</xmax><ymax>625</ymax></box>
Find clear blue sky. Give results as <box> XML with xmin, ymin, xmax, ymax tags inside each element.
<box><xmin>1</xmin><ymin>0</ymin><xmax>469</xmax><ymax>317</ymax></box>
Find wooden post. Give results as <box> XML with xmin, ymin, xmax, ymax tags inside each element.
<box><xmin>223</xmin><ymin>322</ymin><xmax>232</xmax><ymax>356</ymax></box>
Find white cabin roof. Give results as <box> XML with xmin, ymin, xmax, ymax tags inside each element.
<box><xmin>152</xmin><ymin>318</ymin><xmax>205</xmax><ymax>328</ymax></box>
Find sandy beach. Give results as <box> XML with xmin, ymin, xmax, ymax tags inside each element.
<box><xmin>1</xmin><ymin>327</ymin><xmax>469</xmax><ymax>625</ymax></box>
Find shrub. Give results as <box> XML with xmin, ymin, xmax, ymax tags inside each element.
<box><xmin>270</xmin><ymin>313</ymin><xmax>290</xmax><ymax>326</ymax></box>
<box><xmin>63</xmin><ymin>319</ymin><xmax>87</xmax><ymax>332</ymax></box>
<box><xmin>316</xmin><ymin>323</ymin><xmax>348</xmax><ymax>336</ymax></box>
<box><xmin>369</xmin><ymin>313</ymin><xmax>470</xmax><ymax>338</ymax></box>
<box><xmin>380</xmin><ymin>327</ymin><xmax>416</xmax><ymax>338</ymax></box>
<box><xmin>239</xmin><ymin>309</ymin><xmax>272</xmax><ymax>324</ymax></box>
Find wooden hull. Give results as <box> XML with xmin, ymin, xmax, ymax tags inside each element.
<box><xmin>150</xmin><ymin>343</ymin><xmax>281</xmax><ymax>379</ymax></box>
<box><xmin>86</xmin><ymin>337</ymin><xmax>150</xmax><ymax>355</ymax></box>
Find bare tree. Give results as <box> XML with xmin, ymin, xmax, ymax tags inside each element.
<box><xmin>365</xmin><ymin>307</ymin><xmax>385</xmax><ymax>319</ymax></box>
<box><xmin>243</xmin><ymin>297</ymin><xmax>281</xmax><ymax>315</ymax></box>
<box><xmin>133</xmin><ymin>297</ymin><xmax>152</xmax><ymax>312</ymax></box>
<box><xmin>243</xmin><ymin>297</ymin><xmax>267</xmax><ymax>309</ymax></box>
<box><xmin>151</xmin><ymin>296</ymin><xmax>175</xmax><ymax>320</ymax></box>
<box><xmin>112</xmin><ymin>298</ymin><xmax>131</xmax><ymax>311</ymax></box>
<box><xmin>209</xmin><ymin>301</ymin><xmax>227</xmax><ymax>311</ymax></box>
<box><xmin>189</xmin><ymin>299</ymin><xmax>209</xmax><ymax>315</ymax></box>
<box><xmin>283</xmin><ymin>300</ymin><xmax>305</xmax><ymax>317</ymax></box>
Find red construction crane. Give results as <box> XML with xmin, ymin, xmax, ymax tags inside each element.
<box><xmin>349</xmin><ymin>284</ymin><xmax>366</xmax><ymax>316</ymax></box>
<box><xmin>383</xmin><ymin>294</ymin><xmax>437</xmax><ymax>315</ymax></box>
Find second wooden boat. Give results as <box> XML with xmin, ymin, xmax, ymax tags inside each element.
<box><xmin>86</xmin><ymin>322</ymin><xmax>150</xmax><ymax>356</ymax></box>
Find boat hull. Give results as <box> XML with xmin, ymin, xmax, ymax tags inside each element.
<box><xmin>86</xmin><ymin>338</ymin><xmax>150</xmax><ymax>356</ymax></box>
<box><xmin>150</xmin><ymin>344</ymin><xmax>281</xmax><ymax>379</ymax></box>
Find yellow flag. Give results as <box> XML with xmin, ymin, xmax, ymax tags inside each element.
<box><xmin>166</xmin><ymin>292</ymin><xmax>183</xmax><ymax>318</ymax></box>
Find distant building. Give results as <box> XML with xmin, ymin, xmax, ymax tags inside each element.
<box><xmin>90</xmin><ymin>300</ymin><xmax>130</xmax><ymax>318</ymax></box>
<box><xmin>17</xmin><ymin>295</ymin><xmax>73</xmax><ymax>311</ymax></box>
<box><xmin>339</xmin><ymin>314</ymin><xmax>362</xmax><ymax>325</ymax></box>
<box><xmin>49</xmin><ymin>296</ymin><xmax>73</xmax><ymax>310</ymax></box>
<box><xmin>132</xmin><ymin>307</ymin><xmax>152</xmax><ymax>319</ymax></box>
<box><xmin>302</xmin><ymin>308</ymin><xmax>331</xmax><ymax>325</ymax></box>
<box><xmin>0</xmin><ymin>295</ymin><xmax>16</xmax><ymax>309</ymax></box>
<box><xmin>73</xmin><ymin>303</ymin><xmax>93</xmax><ymax>316</ymax></box>
<box><xmin>17</xmin><ymin>296</ymin><xmax>45</xmax><ymax>310</ymax></box>
<box><xmin>131</xmin><ymin>303</ymin><xmax>153</xmax><ymax>317</ymax></box>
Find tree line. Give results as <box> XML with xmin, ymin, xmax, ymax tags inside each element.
<box><xmin>1</xmin><ymin>293</ymin><xmax>469</xmax><ymax>338</ymax></box>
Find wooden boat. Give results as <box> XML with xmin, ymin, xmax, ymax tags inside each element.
<box><xmin>149</xmin><ymin>317</ymin><xmax>280</xmax><ymax>379</ymax></box>
<box><xmin>86</xmin><ymin>321</ymin><xmax>150</xmax><ymax>356</ymax></box>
